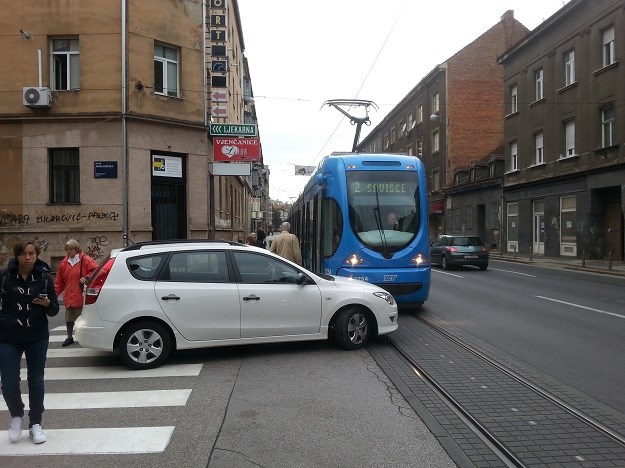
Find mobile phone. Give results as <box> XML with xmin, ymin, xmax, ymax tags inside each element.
<box><xmin>38</xmin><ymin>294</ymin><xmax>48</xmax><ymax>298</ymax></box>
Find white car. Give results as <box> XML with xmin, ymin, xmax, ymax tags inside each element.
<box><xmin>76</xmin><ymin>240</ymin><xmax>398</xmax><ymax>369</ymax></box>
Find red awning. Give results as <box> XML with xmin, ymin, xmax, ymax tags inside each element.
<box><xmin>430</xmin><ymin>201</ymin><xmax>444</xmax><ymax>214</ymax></box>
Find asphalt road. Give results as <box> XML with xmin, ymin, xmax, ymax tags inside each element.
<box><xmin>427</xmin><ymin>258</ymin><xmax>625</xmax><ymax>413</ymax></box>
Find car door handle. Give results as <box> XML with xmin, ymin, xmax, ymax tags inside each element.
<box><xmin>243</xmin><ymin>295</ymin><xmax>260</xmax><ymax>301</ymax></box>
<box><xmin>161</xmin><ymin>294</ymin><xmax>180</xmax><ymax>300</ymax></box>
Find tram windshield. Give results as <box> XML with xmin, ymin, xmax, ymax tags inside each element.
<box><xmin>346</xmin><ymin>171</ymin><xmax>420</xmax><ymax>251</ymax></box>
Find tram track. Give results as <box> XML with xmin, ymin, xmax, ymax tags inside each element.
<box><xmin>370</xmin><ymin>314</ymin><xmax>625</xmax><ymax>467</ymax></box>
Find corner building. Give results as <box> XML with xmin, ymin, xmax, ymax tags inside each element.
<box><xmin>0</xmin><ymin>0</ymin><xmax>257</xmax><ymax>269</ymax></box>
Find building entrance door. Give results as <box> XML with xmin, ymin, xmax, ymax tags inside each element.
<box><xmin>604</xmin><ymin>199</ymin><xmax>623</xmax><ymax>261</ymax></box>
<box><xmin>533</xmin><ymin>200</ymin><xmax>545</xmax><ymax>255</ymax></box>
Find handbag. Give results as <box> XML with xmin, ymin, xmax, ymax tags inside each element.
<box><xmin>79</xmin><ymin>255</ymin><xmax>84</xmax><ymax>292</ymax></box>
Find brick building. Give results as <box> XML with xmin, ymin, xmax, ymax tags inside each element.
<box><xmin>357</xmin><ymin>11</ymin><xmax>528</xmax><ymax>244</ymax></box>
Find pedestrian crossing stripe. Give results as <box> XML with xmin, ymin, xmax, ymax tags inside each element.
<box><xmin>0</xmin><ymin>389</ymin><xmax>192</xmax><ymax>410</ymax></box>
<box><xmin>21</xmin><ymin>363</ymin><xmax>203</xmax><ymax>380</ymax></box>
<box><xmin>0</xmin><ymin>426</ymin><xmax>175</xmax><ymax>455</ymax></box>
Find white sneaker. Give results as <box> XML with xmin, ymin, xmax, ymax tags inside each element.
<box><xmin>29</xmin><ymin>424</ymin><xmax>46</xmax><ymax>444</ymax></box>
<box><xmin>9</xmin><ymin>416</ymin><xmax>22</xmax><ymax>443</ymax></box>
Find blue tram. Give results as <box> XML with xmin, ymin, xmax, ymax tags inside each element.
<box><xmin>289</xmin><ymin>153</ymin><xmax>431</xmax><ymax>307</ymax></box>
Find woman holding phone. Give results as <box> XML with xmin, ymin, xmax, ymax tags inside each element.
<box><xmin>54</xmin><ymin>239</ymin><xmax>98</xmax><ymax>347</ymax></box>
<box><xmin>0</xmin><ymin>240</ymin><xmax>59</xmax><ymax>444</ymax></box>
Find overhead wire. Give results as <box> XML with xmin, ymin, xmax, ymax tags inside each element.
<box><xmin>311</xmin><ymin>0</ymin><xmax>410</xmax><ymax>165</ymax></box>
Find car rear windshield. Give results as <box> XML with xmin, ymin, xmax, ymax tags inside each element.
<box><xmin>451</xmin><ymin>237</ymin><xmax>483</xmax><ymax>246</ymax></box>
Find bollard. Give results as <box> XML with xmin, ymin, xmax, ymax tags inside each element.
<box><xmin>530</xmin><ymin>246</ymin><xmax>533</xmax><ymax>262</ymax></box>
<box><xmin>608</xmin><ymin>251</ymin><xmax>613</xmax><ymax>270</ymax></box>
<box><xmin>513</xmin><ymin>244</ymin><xmax>517</xmax><ymax>259</ymax></box>
<box><xmin>582</xmin><ymin>250</ymin><xmax>586</xmax><ymax>268</ymax></box>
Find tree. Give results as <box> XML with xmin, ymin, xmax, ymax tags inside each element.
<box><xmin>272</xmin><ymin>211</ymin><xmax>282</xmax><ymax>229</ymax></box>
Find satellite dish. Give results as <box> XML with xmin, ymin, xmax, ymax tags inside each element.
<box><xmin>24</xmin><ymin>88</ymin><xmax>41</xmax><ymax>104</ymax></box>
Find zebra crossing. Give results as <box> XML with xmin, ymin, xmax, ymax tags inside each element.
<box><xmin>0</xmin><ymin>326</ymin><xmax>201</xmax><ymax>457</ymax></box>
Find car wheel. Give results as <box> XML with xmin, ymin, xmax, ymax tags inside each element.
<box><xmin>334</xmin><ymin>307</ymin><xmax>371</xmax><ymax>350</ymax></box>
<box><xmin>479</xmin><ymin>264</ymin><xmax>488</xmax><ymax>271</ymax></box>
<box><xmin>119</xmin><ymin>321</ymin><xmax>172</xmax><ymax>370</ymax></box>
<box><xmin>441</xmin><ymin>255</ymin><xmax>449</xmax><ymax>270</ymax></box>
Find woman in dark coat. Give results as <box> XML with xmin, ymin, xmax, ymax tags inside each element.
<box><xmin>0</xmin><ymin>240</ymin><xmax>59</xmax><ymax>444</ymax></box>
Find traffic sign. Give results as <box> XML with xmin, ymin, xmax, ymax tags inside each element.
<box><xmin>211</xmin><ymin>104</ymin><xmax>228</xmax><ymax>118</ymax></box>
<box><xmin>210</xmin><ymin>123</ymin><xmax>257</xmax><ymax>137</ymax></box>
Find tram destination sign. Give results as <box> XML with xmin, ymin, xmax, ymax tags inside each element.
<box><xmin>210</xmin><ymin>123</ymin><xmax>257</xmax><ymax>137</ymax></box>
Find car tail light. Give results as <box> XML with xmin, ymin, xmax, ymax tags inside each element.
<box><xmin>84</xmin><ymin>258</ymin><xmax>115</xmax><ymax>305</ymax></box>
<box><xmin>446</xmin><ymin>246</ymin><xmax>458</xmax><ymax>252</ymax></box>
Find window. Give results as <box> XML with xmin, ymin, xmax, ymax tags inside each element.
<box><xmin>466</xmin><ymin>206</ymin><xmax>473</xmax><ymax>228</ymax></box>
<box><xmin>454</xmin><ymin>211</ymin><xmax>461</xmax><ymax>231</ymax></box>
<box><xmin>321</xmin><ymin>198</ymin><xmax>342</xmax><ymax>257</ymax></box>
<box><xmin>49</xmin><ymin>148</ymin><xmax>80</xmax><ymax>204</ymax></box>
<box><xmin>417</xmin><ymin>104</ymin><xmax>423</xmax><ymax>123</ymax></box>
<box><xmin>507</xmin><ymin>202</ymin><xmax>519</xmax><ymax>250</ymax></box>
<box><xmin>384</xmin><ymin>134</ymin><xmax>389</xmax><ymax>149</ymax></box>
<box><xmin>564</xmin><ymin>50</ymin><xmax>575</xmax><ymax>85</ymax></box>
<box><xmin>432</xmin><ymin>93</ymin><xmax>439</xmax><ymax>114</ymax></box>
<box><xmin>601</xmin><ymin>106</ymin><xmax>614</xmax><ymax>147</ymax></box>
<box><xmin>417</xmin><ymin>139</ymin><xmax>423</xmax><ymax>157</ymax></box>
<box><xmin>534</xmin><ymin>68</ymin><xmax>543</xmax><ymax>101</ymax></box>
<box><xmin>154</xmin><ymin>43</ymin><xmax>179</xmax><ymax>97</ymax></box>
<box><xmin>432</xmin><ymin>130</ymin><xmax>439</xmax><ymax>152</ymax></box>
<box><xmin>510</xmin><ymin>142</ymin><xmax>518</xmax><ymax>171</ymax></box>
<box><xmin>432</xmin><ymin>169</ymin><xmax>440</xmax><ymax>192</ymax></box>
<box><xmin>560</xmin><ymin>196</ymin><xmax>576</xmax><ymax>242</ymax></box>
<box><xmin>491</xmin><ymin>203</ymin><xmax>500</xmax><ymax>229</ymax></box>
<box><xmin>52</xmin><ymin>38</ymin><xmax>79</xmax><ymax>90</ymax></box>
<box><xmin>564</xmin><ymin>121</ymin><xmax>575</xmax><ymax>157</ymax></box>
<box><xmin>510</xmin><ymin>84</ymin><xmax>518</xmax><ymax>113</ymax></box>
<box><xmin>233</xmin><ymin>252</ymin><xmax>300</xmax><ymax>285</ymax></box>
<box><xmin>603</xmin><ymin>26</ymin><xmax>615</xmax><ymax>67</ymax></box>
<box><xmin>164</xmin><ymin>251</ymin><xmax>229</xmax><ymax>283</ymax></box>
<box><xmin>534</xmin><ymin>132</ymin><xmax>544</xmax><ymax>164</ymax></box>
<box><xmin>390</xmin><ymin>127</ymin><xmax>396</xmax><ymax>144</ymax></box>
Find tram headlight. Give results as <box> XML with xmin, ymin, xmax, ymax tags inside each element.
<box><xmin>411</xmin><ymin>252</ymin><xmax>430</xmax><ymax>266</ymax></box>
<box><xmin>345</xmin><ymin>253</ymin><xmax>365</xmax><ymax>267</ymax></box>
<box><xmin>373</xmin><ymin>291</ymin><xmax>395</xmax><ymax>305</ymax></box>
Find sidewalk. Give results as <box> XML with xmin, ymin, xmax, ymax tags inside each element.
<box><xmin>491</xmin><ymin>251</ymin><xmax>625</xmax><ymax>277</ymax></box>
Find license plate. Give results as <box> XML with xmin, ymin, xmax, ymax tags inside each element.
<box><xmin>464</xmin><ymin>255</ymin><xmax>478</xmax><ymax>259</ymax></box>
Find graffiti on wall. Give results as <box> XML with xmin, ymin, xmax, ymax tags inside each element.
<box><xmin>0</xmin><ymin>209</ymin><xmax>120</xmax><ymax>227</ymax></box>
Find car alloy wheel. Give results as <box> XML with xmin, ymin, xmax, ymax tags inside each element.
<box><xmin>119</xmin><ymin>321</ymin><xmax>172</xmax><ymax>370</ymax></box>
<box><xmin>334</xmin><ymin>307</ymin><xmax>371</xmax><ymax>350</ymax></box>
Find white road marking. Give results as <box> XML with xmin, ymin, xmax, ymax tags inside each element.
<box><xmin>21</xmin><ymin>363</ymin><xmax>203</xmax><ymax>380</ymax></box>
<box><xmin>432</xmin><ymin>270</ymin><xmax>464</xmax><ymax>278</ymax></box>
<box><xmin>0</xmin><ymin>426</ymin><xmax>175</xmax><ymax>455</ymax></box>
<box><xmin>45</xmin><ymin>348</ymin><xmax>109</xmax><ymax>358</ymax></box>
<box><xmin>489</xmin><ymin>267</ymin><xmax>537</xmax><ymax>277</ymax></box>
<box><xmin>51</xmin><ymin>326</ymin><xmax>66</xmax><ymax>332</ymax></box>
<box><xmin>49</xmin><ymin>335</ymin><xmax>73</xmax><ymax>343</ymax></box>
<box><xmin>0</xmin><ymin>389</ymin><xmax>191</xmax><ymax>411</ymax></box>
<box><xmin>534</xmin><ymin>295</ymin><xmax>625</xmax><ymax>319</ymax></box>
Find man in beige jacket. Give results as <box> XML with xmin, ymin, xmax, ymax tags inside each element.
<box><xmin>269</xmin><ymin>222</ymin><xmax>302</xmax><ymax>265</ymax></box>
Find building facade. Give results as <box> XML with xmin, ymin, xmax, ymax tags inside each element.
<box><xmin>499</xmin><ymin>0</ymin><xmax>625</xmax><ymax>260</ymax></box>
<box><xmin>0</xmin><ymin>0</ymin><xmax>263</xmax><ymax>269</ymax></box>
<box><xmin>357</xmin><ymin>11</ymin><xmax>528</xmax><ymax>243</ymax></box>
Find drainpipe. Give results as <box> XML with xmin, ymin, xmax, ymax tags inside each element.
<box><xmin>121</xmin><ymin>0</ymin><xmax>129</xmax><ymax>245</ymax></box>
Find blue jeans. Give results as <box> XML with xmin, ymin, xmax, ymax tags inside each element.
<box><xmin>0</xmin><ymin>338</ymin><xmax>49</xmax><ymax>427</ymax></box>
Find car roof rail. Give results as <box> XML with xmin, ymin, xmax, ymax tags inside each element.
<box><xmin>121</xmin><ymin>239</ymin><xmax>245</xmax><ymax>251</ymax></box>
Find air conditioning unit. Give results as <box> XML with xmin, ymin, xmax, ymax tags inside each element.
<box><xmin>23</xmin><ymin>87</ymin><xmax>52</xmax><ymax>108</ymax></box>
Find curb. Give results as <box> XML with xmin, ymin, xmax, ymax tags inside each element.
<box><xmin>493</xmin><ymin>256</ymin><xmax>625</xmax><ymax>277</ymax></box>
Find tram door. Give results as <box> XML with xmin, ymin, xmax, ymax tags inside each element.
<box><xmin>533</xmin><ymin>200</ymin><xmax>545</xmax><ymax>255</ymax></box>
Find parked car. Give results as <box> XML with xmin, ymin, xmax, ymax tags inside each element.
<box><xmin>76</xmin><ymin>240</ymin><xmax>398</xmax><ymax>369</ymax></box>
<box><xmin>430</xmin><ymin>235</ymin><xmax>489</xmax><ymax>270</ymax></box>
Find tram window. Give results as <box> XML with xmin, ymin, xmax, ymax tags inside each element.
<box><xmin>321</xmin><ymin>198</ymin><xmax>342</xmax><ymax>257</ymax></box>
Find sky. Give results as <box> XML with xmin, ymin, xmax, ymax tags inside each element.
<box><xmin>237</xmin><ymin>0</ymin><xmax>570</xmax><ymax>203</ymax></box>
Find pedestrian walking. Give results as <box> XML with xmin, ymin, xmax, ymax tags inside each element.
<box><xmin>245</xmin><ymin>232</ymin><xmax>258</xmax><ymax>245</ymax></box>
<box><xmin>54</xmin><ymin>239</ymin><xmax>98</xmax><ymax>347</ymax></box>
<box><xmin>269</xmin><ymin>222</ymin><xmax>302</xmax><ymax>265</ymax></box>
<box><xmin>256</xmin><ymin>227</ymin><xmax>267</xmax><ymax>249</ymax></box>
<box><xmin>0</xmin><ymin>240</ymin><xmax>59</xmax><ymax>444</ymax></box>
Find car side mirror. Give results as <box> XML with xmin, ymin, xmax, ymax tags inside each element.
<box><xmin>296</xmin><ymin>272</ymin><xmax>311</xmax><ymax>285</ymax></box>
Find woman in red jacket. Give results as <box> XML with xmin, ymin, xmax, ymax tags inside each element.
<box><xmin>54</xmin><ymin>239</ymin><xmax>98</xmax><ymax>347</ymax></box>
